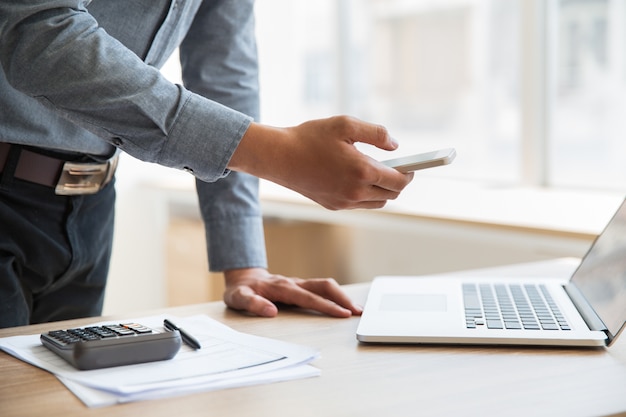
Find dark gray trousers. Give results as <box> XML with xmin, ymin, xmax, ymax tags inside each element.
<box><xmin>0</xmin><ymin>166</ymin><xmax>115</xmax><ymax>328</ymax></box>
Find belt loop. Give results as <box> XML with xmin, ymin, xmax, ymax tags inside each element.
<box><xmin>0</xmin><ymin>145</ymin><xmax>22</xmax><ymax>190</ymax></box>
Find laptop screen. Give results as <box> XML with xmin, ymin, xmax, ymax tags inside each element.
<box><xmin>570</xmin><ymin>198</ymin><xmax>626</xmax><ymax>339</ymax></box>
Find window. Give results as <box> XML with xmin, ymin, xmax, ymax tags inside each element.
<box><xmin>255</xmin><ymin>0</ymin><xmax>626</xmax><ymax>192</ymax></box>
<box><xmin>550</xmin><ymin>0</ymin><xmax>626</xmax><ymax>189</ymax></box>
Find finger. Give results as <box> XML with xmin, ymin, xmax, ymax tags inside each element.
<box><xmin>313</xmin><ymin>189</ymin><xmax>397</xmax><ymax>211</ymax></box>
<box><xmin>299</xmin><ymin>279</ymin><xmax>363</xmax><ymax>315</ymax></box>
<box><xmin>369</xmin><ymin>180</ymin><xmax>410</xmax><ymax>199</ymax></box>
<box><xmin>373</xmin><ymin>165</ymin><xmax>414</xmax><ymax>193</ymax></box>
<box><xmin>265</xmin><ymin>281</ymin><xmax>354</xmax><ymax>318</ymax></box>
<box><xmin>333</xmin><ymin>169</ymin><xmax>412</xmax><ymax>209</ymax></box>
<box><xmin>224</xmin><ymin>285</ymin><xmax>278</xmax><ymax>317</ymax></box>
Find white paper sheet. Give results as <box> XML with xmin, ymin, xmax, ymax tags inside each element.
<box><xmin>0</xmin><ymin>314</ymin><xmax>320</xmax><ymax>407</ymax></box>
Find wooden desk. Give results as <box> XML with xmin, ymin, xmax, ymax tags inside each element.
<box><xmin>2</xmin><ymin>260</ymin><xmax>626</xmax><ymax>417</ymax></box>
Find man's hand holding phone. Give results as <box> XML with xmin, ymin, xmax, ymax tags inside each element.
<box><xmin>230</xmin><ymin>116</ymin><xmax>414</xmax><ymax>210</ymax></box>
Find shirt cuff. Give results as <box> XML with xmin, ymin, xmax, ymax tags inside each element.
<box><xmin>159</xmin><ymin>92</ymin><xmax>252</xmax><ymax>183</ymax></box>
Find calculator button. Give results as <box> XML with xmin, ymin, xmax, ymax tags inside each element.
<box><xmin>104</xmin><ymin>325</ymin><xmax>135</xmax><ymax>336</ymax></box>
<box><xmin>122</xmin><ymin>323</ymin><xmax>153</xmax><ymax>334</ymax></box>
<box><xmin>46</xmin><ymin>331</ymin><xmax>79</xmax><ymax>345</ymax></box>
<box><xmin>85</xmin><ymin>326</ymin><xmax>116</xmax><ymax>338</ymax></box>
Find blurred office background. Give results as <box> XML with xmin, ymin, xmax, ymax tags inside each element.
<box><xmin>103</xmin><ymin>0</ymin><xmax>626</xmax><ymax>314</ymax></box>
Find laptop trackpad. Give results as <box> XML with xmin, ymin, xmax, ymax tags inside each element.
<box><xmin>380</xmin><ymin>294</ymin><xmax>447</xmax><ymax>312</ymax></box>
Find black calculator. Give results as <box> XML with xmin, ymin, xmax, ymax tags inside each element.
<box><xmin>40</xmin><ymin>323</ymin><xmax>182</xmax><ymax>370</ymax></box>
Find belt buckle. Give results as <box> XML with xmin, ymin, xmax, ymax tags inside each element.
<box><xmin>55</xmin><ymin>156</ymin><xmax>118</xmax><ymax>195</ymax></box>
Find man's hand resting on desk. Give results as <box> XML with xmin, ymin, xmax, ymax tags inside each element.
<box><xmin>223</xmin><ymin>268</ymin><xmax>362</xmax><ymax>318</ymax></box>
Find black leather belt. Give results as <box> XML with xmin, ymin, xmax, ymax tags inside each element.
<box><xmin>0</xmin><ymin>143</ymin><xmax>118</xmax><ymax>195</ymax></box>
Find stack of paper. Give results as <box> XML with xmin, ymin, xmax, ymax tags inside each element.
<box><xmin>0</xmin><ymin>314</ymin><xmax>320</xmax><ymax>407</ymax></box>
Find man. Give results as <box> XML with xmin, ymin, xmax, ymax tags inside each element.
<box><xmin>0</xmin><ymin>0</ymin><xmax>413</xmax><ymax>328</ymax></box>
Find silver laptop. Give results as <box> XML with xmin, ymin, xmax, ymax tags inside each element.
<box><xmin>357</xmin><ymin>198</ymin><xmax>626</xmax><ymax>347</ymax></box>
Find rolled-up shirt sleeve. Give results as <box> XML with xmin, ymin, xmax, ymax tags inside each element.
<box><xmin>0</xmin><ymin>0</ymin><xmax>249</xmax><ymax>182</ymax></box>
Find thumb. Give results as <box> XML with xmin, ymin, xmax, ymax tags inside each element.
<box><xmin>346</xmin><ymin>119</ymin><xmax>398</xmax><ymax>151</ymax></box>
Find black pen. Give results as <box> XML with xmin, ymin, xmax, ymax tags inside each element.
<box><xmin>163</xmin><ymin>319</ymin><xmax>202</xmax><ymax>350</ymax></box>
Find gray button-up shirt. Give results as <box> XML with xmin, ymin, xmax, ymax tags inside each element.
<box><xmin>0</xmin><ymin>0</ymin><xmax>267</xmax><ymax>271</ymax></box>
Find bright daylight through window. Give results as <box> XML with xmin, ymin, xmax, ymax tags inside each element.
<box><xmin>255</xmin><ymin>0</ymin><xmax>626</xmax><ymax>192</ymax></box>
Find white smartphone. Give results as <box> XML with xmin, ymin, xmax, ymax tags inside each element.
<box><xmin>381</xmin><ymin>148</ymin><xmax>456</xmax><ymax>173</ymax></box>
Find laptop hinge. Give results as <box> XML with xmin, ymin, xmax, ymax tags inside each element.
<box><xmin>563</xmin><ymin>283</ymin><xmax>609</xmax><ymax>336</ymax></box>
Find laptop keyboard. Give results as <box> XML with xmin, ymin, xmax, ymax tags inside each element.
<box><xmin>463</xmin><ymin>283</ymin><xmax>571</xmax><ymax>330</ymax></box>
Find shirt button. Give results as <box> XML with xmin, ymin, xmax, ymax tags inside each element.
<box><xmin>183</xmin><ymin>166</ymin><xmax>194</xmax><ymax>174</ymax></box>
